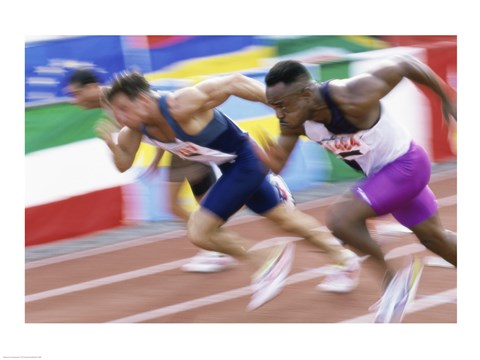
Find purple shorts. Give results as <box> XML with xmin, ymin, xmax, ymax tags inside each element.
<box><xmin>352</xmin><ymin>142</ymin><xmax>438</xmax><ymax>228</ymax></box>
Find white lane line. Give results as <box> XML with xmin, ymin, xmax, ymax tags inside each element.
<box><xmin>106</xmin><ymin>243</ymin><xmax>437</xmax><ymax>323</ymax></box>
<box><xmin>25</xmin><ymin>230</ymin><xmax>187</xmax><ymax>270</ymax></box>
<box><xmin>26</xmin><ymin>191</ymin><xmax>457</xmax><ymax>303</ymax></box>
<box><xmin>423</xmin><ymin>256</ymin><xmax>455</xmax><ymax>268</ymax></box>
<box><xmin>385</xmin><ymin>244</ymin><xmax>426</xmax><ymax>260</ymax></box>
<box><xmin>437</xmin><ymin>195</ymin><xmax>457</xmax><ymax>207</ymax></box>
<box><xmin>26</xmin><ymin>233</ymin><xmax>359</xmax><ymax>305</ymax></box>
<box><xmin>340</xmin><ymin>288</ymin><xmax>457</xmax><ymax>323</ymax></box>
<box><xmin>108</xmin><ymin>268</ymin><xmax>455</xmax><ymax>323</ymax></box>
<box><xmin>26</xmin><ymin>237</ymin><xmax>455</xmax><ymax>322</ymax></box>
<box><xmin>25</xmin><ymin>259</ymin><xmax>189</xmax><ymax>303</ymax></box>
<box><xmin>25</xmin><ymin>171</ymin><xmax>456</xmax><ymax>269</ymax></box>
<box><xmin>109</xmin><ymin>286</ymin><xmax>253</xmax><ymax>323</ymax></box>
<box><xmin>108</xmin><ymin>266</ymin><xmax>343</xmax><ymax>323</ymax></box>
<box><xmin>25</xmin><ymin>236</ymin><xmax>303</xmax><ymax>302</ymax></box>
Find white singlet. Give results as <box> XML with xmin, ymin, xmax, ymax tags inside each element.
<box><xmin>304</xmin><ymin>104</ymin><xmax>413</xmax><ymax>176</ymax></box>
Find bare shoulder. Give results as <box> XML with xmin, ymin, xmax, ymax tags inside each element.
<box><xmin>329</xmin><ymin>75</ymin><xmax>381</xmax><ymax>103</ymax></box>
<box><xmin>327</xmin><ymin>79</ymin><xmax>348</xmax><ymax>99</ymax></box>
<box><xmin>169</xmin><ymin>87</ymin><xmax>208</xmax><ymax>117</ymax></box>
<box><xmin>327</xmin><ymin>76</ymin><xmax>383</xmax><ymax>125</ymax></box>
<box><xmin>327</xmin><ymin>78</ymin><xmax>357</xmax><ymax>104</ymax></box>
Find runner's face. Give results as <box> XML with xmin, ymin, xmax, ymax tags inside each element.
<box><xmin>266</xmin><ymin>82</ymin><xmax>310</xmax><ymax>129</ymax></box>
<box><xmin>68</xmin><ymin>83</ymin><xmax>100</xmax><ymax>109</ymax></box>
<box><xmin>109</xmin><ymin>93</ymin><xmax>149</xmax><ymax>130</ymax></box>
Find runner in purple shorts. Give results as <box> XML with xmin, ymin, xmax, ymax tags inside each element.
<box><xmin>260</xmin><ymin>56</ymin><xmax>457</xmax><ymax>321</ymax></box>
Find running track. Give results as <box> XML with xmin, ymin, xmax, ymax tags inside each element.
<box><xmin>25</xmin><ymin>169</ymin><xmax>457</xmax><ymax>323</ymax></box>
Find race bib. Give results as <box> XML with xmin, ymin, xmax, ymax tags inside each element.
<box><xmin>319</xmin><ymin>134</ymin><xmax>370</xmax><ymax>160</ymax></box>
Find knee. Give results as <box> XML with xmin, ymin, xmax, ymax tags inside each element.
<box><xmin>326</xmin><ymin>202</ymin><xmax>369</xmax><ymax>236</ymax></box>
<box><xmin>417</xmin><ymin>227</ymin><xmax>450</xmax><ymax>250</ymax></box>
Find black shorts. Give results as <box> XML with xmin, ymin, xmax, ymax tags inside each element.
<box><xmin>169</xmin><ymin>155</ymin><xmax>217</xmax><ymax>197</ymax></box>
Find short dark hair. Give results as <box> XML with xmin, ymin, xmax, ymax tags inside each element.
<box><xmin>105</xmin><ymin>71</ymin><xmax>151</xmax><ymax>102</ymax></box>
<box><xmin>68</xmin><ymin>68</ymin><xmax>99</xmax><ymax>86</ymax></box>
<box><xmin>265</xmin><ymin>60</ymin><xmax>311</xmax><ymax>87</ymax></box>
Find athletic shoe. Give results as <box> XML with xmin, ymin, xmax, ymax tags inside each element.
<box><xmin>316</xmin><ymin>251</ymin><xmax>361</xmax><ymax>293</ymax></box>
<box><xmin>247</xmin><ymin>242</ymin><xmax>296</xmax><ymax>311</ymax></box>
<box><xmin>373</xmin><ymin>257</ymin><xmax>424</xmax><ymax>323</ymax></box>
<box><xmin>181</xmin><ymin>250</ymin><xmax>238</xmax><ymax>273</ymax></box>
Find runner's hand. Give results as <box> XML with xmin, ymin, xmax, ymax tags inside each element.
<box><xmin>95</xmin><ymin>118</ymin><xmax>118</xmax><ymax>144</ymax></box>
<box><xmin>254</xmin><ymin>127</ymin><xmax>288</xmax><ymax>174</ymax></box>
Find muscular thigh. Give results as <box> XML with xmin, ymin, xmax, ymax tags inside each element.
<box><xmin>329</xmin><ymin>192</ymin><xmax>377</xmax><ymax>222</ymax></box>
<box><xmin>352</xmin><ymin>142</ymin><xmax>432</xmax><ymax>217</ymax></box>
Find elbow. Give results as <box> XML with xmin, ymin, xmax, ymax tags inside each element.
<box><xmin>117</xmin><ymin>165</ymin><xmax>129</xmax><ymax>173</ymax></box>
<box><xmin>115</xmin><ymin>161</ymin><xmax>132</xmax><ymax>173</ymax></box>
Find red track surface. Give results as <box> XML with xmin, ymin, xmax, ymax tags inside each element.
<box><xmin>25</xmin><ymin>171</ymin><xmax>457</xmax><ymax>324</ymax></box>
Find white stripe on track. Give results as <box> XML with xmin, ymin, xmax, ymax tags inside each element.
<box><xmin>27</xmin><ymin>233</ymin><xmax>316</xmax><ymax>302</ymax></box>
<box><xmin>25</xmin><ymin>172</ymin><xmax>457</xmax><ymax>269</ymax></box>
<box><xmin>104</xmin><ymin>242</ymin><xmax>441</xmax><ymax>323</ymax></box>
<box><xmin>107</xmin><ymin>266</ymin><xmax>336</xmax><ymax>323</ymax></box>
<box><xmin>437</xmin><ymin>195</ymin><xmax>457</xmax><ymax>207</ymax></box>
<box><xmin>25</xmin><ymin>259</ymin><xmax>189</xmax><ymax>303</ymax></box>
<box><xmin>25</xmin><ymin>230</ymin><xmax>187</xmax><ymax>270</ymax></box>
<box><xmin>25</xmin><ymin>239</ymin><xmax>456</xmax><ymax>322</ymax></box>
<box><xmin>25</xmin><ymin>193</ymin><xmax>457</xmax><ymax>303</ymax></box>
<box><xmin>25</xmin><ymin>236</ymin><xmax>305</xmax><ymax>302</ymax></box>
<box><xmin>107</xmin><ymin>270</ymin><xmax>455</xmax><ymax>323</ymax></box>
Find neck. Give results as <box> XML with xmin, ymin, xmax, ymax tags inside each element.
<box><xmin>309</xmin><ymin>84</ymin><xmax>330</xmax><ymax>123</ymax></box>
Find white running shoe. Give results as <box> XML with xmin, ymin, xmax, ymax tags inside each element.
<box><xmin>181</xmin><ymin>250</ymin><xmax>238</xmax><ymax>273</ymax></box>
<box><xmin>317</xmin><ymin>252</ymin><xmax>361</xmax><ymax>293</ymax></box>
<box><xmin>247</xmin><ymin>242</ymin><xmax>296</xmax><ymax>311</ymax></box>
<box><xmin>373</xmin><ymin>257</ymin><xmax>424</xmax><ymax>323</ymax></box>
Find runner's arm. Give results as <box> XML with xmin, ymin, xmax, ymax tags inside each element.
<box><xmin>255</xmin><ymin>125</ymin><xmax>302</xmax><ymax>174</ymax></box>
<box><xmin>95</xmin><ymin>120</ymin><xmax>143</xmax><ymax>172</ymax></box>
<box><xmin>346</xmin><ymin>55</ymin><xmax>456</xmax><ymax>123</ymax></box>
<box><xmin>172</xmin><ymin>73</ymin><xmax>267</xmax><ymax>115</ymax></box>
